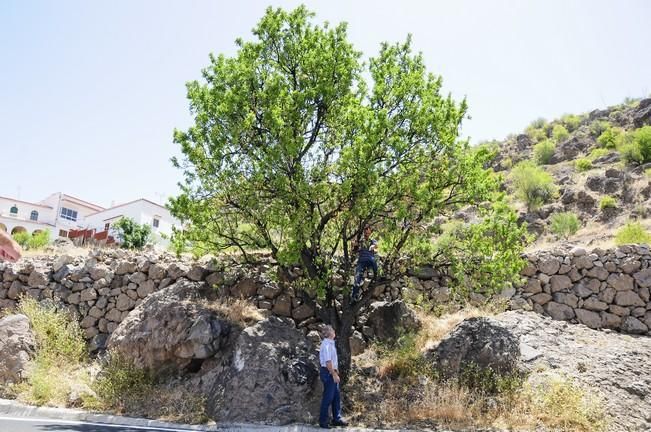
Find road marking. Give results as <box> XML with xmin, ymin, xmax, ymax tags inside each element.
<box><xmin>0</xmin><ymin>415</ymin><xmax>208</xmax><ymax>431</ymax></box>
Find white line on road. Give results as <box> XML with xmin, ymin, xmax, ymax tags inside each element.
<box><xmin>0</xmin><ymin>415</ymin><xmax>208</xmax><ymax>431</ymax></box>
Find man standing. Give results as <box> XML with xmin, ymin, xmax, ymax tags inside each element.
<box><xmin>351</xmin><ymin>226</ymin><xmax>378</xmax><ymax>302</ymax></box>
<box><xmin>319</xmin><ymin>325</ymin><xmax>348</xmax><ymax>429</ymax></box>
<box><xmin>0</xmin><ymin>231</ymin><xmax>21</xmax><ymax>262</ymax></box>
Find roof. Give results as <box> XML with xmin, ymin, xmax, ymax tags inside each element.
<box><xmin>61</xmin><ymin>194</ymin><xmax>105</xmax><ymax>211</ymax></box>
<box><xmin>86</xmin><ymin>198</ymin><xmax>168</xmax><ymax>217</ymax></box>
<box><xmin>0</xmin><ymin>196</ymin><xmax>53</xmax><ymax>209</ymax></box>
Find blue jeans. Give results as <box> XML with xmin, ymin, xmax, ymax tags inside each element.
<box><xmin>319</xmin><ymin>367</ymin><xmax>342</xmax><ymax>425</ymax></box>
<box><xmin>352</xmin><ymin>257</ymin><xmax>377</xmax><ymax>299</ymax></box>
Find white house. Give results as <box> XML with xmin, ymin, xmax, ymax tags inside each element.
<box><xmin>83</xmin><ymin>198</ymin><xmax>181</xmax><ymax>244</ymax></box>
<box><xmin>0</xmin><ymin>193</ymin><xmax>180</xmax><ymax>246</ymax></box>
<box><xmin>0</xmin><ymin>193</ymin><xmax>104</xmax><ymax>239</ymax></box>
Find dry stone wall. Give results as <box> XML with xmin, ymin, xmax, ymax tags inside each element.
<box><xmin>1</xmin><ymin>244</ymin><xmax>650</xmax><ymax>352</ymax></box>
<box><xmin>511</xmin><ymin>245</ymin><xmax>651</xmax><ymax>335</ymax></box>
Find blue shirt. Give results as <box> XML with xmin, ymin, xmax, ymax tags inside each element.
<box><xmin>358</xmin><ymin>238</ymin><xmax>377</xmax><ymax>261</ymax></box>
<box><xmin>319</xmin><ymin>338</ymin><xmax>338</xmax><ymax>370</ymax></box>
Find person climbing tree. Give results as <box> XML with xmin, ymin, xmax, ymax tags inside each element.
<box><xmin>351</xmin><ymin>226</ymin><xmax>378</xmax><ymax>303</ymax></box>
<box><xmin>0</xmin><ymin>231</ymin><xmax>21</xmax><ymax>262</ymax></box>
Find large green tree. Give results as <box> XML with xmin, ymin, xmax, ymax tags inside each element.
<box><xmin>170</xmin><ymin>6</ymin><xmax>526</xmax><ymax>378</ymax></box>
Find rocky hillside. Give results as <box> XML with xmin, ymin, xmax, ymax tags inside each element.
<box><xmin>486</xmin><ymin>97</ymin><xmax>651</xmax><ymax>249</ymax></box>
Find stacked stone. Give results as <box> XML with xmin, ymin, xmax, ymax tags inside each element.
<box><xmin>512</xmin><ymin>245</ymin><xmax>651</xmax><ymax>335</ymax></box>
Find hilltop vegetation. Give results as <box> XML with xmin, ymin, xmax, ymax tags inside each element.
<box><xmin>478</xmin><ymin>97</ymin><xmax>651</xmax><ymax>249</ymax></box>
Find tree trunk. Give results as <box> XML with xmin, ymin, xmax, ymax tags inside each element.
<box><xmin>334</xmin><ymin>308</ymin><xmax>355</xmax><ymax>384</ymax></box>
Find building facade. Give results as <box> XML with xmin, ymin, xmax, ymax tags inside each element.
<box><xmin>0</xmin><ymin>193</ymin><xmax>179</xmax><ymax>246</ymax></box>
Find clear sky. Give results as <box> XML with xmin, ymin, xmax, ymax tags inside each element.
<box><xmin>1</xmin><ymin>0</ymin><xmax>649</xmax><ymax>208</ymax></box>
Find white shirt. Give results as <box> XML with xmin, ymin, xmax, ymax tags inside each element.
<box><xmin>319</xmin><ymin>338</ymin><xmax>338</xmax><ymax>370</ymax></box>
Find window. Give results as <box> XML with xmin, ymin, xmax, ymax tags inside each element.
<box><xmin>60</xmin><ymin>207</ymin><xmax>78</xmax><ymax>221</ymax></box>
<box><xmin>30</xmin><ymin>210</ymin><xmax>39</xmax><ymax>221</ymax></box>
<box><xmin>104</xmin><ymin>223</ymin><xmax>110</xmax><ymax>231</ymax></box>
<box><xmin>153</xmin><ymin>218</ymin><xmax>160</xmax><ymax>228</ymax></box>
<box><xmin>9</xmin><ymin>205</ymin><xmax>18</xmax><ymax>215</ymax></box>
<box><xmin>58</xmin><ymin>230</ymin><xmax>68</xmax><ymax>238</ymax></box>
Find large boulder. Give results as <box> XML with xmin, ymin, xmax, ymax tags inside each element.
<box><xmin>364</xmin><ymin>300</ymin><xmax>420</xmax><ymax>341</ymax></box>
<box><xmin>107</xmin><ymin>280</ymin><xmax>232</xmax><ymax>373</ymax></box>
<box><xmin>202</xmin><ymin>316</ymin><xmax>320</xmax><ymax>425</ymax></box>
<box><xmin>433</xmin><ymin>317</ymin><xmax>520</xmax><ymax>380</ymax></box>
<box><xmin>0</xmin><ymin>314</ymin><xmax>36</xmax><ymax>385</ymax></box>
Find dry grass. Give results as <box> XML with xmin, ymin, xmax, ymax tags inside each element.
<box><xmin>200</xmin><ymin>298</ymin><xmax>264</xmax><ymax>325</ymax></box>
<box><xmin>349</xmin><ymin>372</ymin><xmax>606</xmax><ymax>432</ymax></box>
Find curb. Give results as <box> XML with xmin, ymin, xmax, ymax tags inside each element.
<box><xmin>0</xmin><ymin>398</ymin><xmax>416</xmax><ymax>432</ymax></box>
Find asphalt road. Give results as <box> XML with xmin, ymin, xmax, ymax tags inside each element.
<box><xmin>0</xmin><ymin>416</ymin><xmax>208</xmax><ymax>432</ymax></box>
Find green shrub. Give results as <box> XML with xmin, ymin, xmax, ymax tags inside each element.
<box><xmin>615</xmin><ymin>222</ymin><xmax>651</xmax><ymax>245</ymax></box>
<box><xmin>550</xmin><ymin>212</ymin><xmax>580</xmax><ymax>239</ymax></box>
<box><xmin>526</xmin><ymin>127</ymin><xmax>548</xmax><ymax>142</ymax></box>
<box><xmin>509</xmin><ymin>161</ymin><xmax>558</xmax><ymax>211</ymax></box>
<box><xmin>561</xmin><ymin>114</ymin><xmax>582</xmax><ymax>132</ymax></box>
<box><xmin>587</xmin><ymin>148</ymin><xmax>611</xmax><ymax>160</ymax></box>
<box><xmin>575</xmin><ymin>158</ymin><xmax>592</xmax><ymax>172</ymax></box>
<box><xmin>12</xmin><ymin>231</ymin><xmax>30</xmax><ymax>248</ymax></box>
<box><xmin>92</xmin><ymin>352</ymin><xmax>155</xmax><ymax>411</ymax></box>
<box><xmin>500</xmin><ymin>156</ymin><xmax>513</xmax><ymax>170</ymax></box>
<box><xmin>632</xmin><ymin>126</ymin><xmax>651</xmax><ymax>163</ymax></box>
<box><xmin>597</xmin><ymin>127</ymin><xmax>625</xmax><ymax>149</ymax></box>
<box><xmin>528</xmin><ymin>117</ymin><xmax>547</xmax><ymax>130</ymax></box>
<box><xmin>113</xmin><ymin>217</ymin><xmax>152</xmax><ymax>249</ymax></box>
<box><xmin>458</xmin><ymin>362</ymin><xmax>523</xmax><ymax>395</ymax></box>
<box><xmin>377</xmin><ymin>333</ymin><xmax>436</xmax><ymax>379</ymax></box>
<box><xmin>589</xmin><ymin>120</ymin><xmax>610</xmax><ymax>137</ymax></box>
<box><xmin>599</xmin><ymin>196</ymin><xmax>617</xmax><ymax>210</ymax></box>
<box><xmin>645</xmin><ymin>168</ymin><xmax>651</xmax><ymax>177</ymax></box>
<box><xmin>28</xmin><ymin>230</ymin><xmax>50</xmax><ymax>250</ymax></box>
<box><xmin>533</xmin><ymin>139</ymin><xmax>556</xmax><ymax>165</ymax></box>
<box><xmin>18</xmin><ymin>297</ymin><xmax>86</xmax><ymax>362</ymax></box>
<box><xmin>552</xmin><ymin>124</ymin><xmax>570</xmax><ymax>142</ymax></box>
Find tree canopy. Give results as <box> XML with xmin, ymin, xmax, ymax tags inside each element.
<box><xmin>170</xmin><ymin>6</ymin><xmax>528</xmax><ymax>376</ymax></box>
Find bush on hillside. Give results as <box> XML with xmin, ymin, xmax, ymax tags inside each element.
<box><xmin>509</xmin><ymin>161</ymin><xmax>558</xmax><ymax>211</ymax></box>
<box><xmin>533</xmin><ymin>139</ymin><xmax>556</xmax><ymax>165</ymax></box>
<box><xmin>597</xmin><ymin>127</ymin><xmax>625</xmax><ymax>149</ymax></box>
<box><xmin>615</xmin><ymin>222</ymin><xmax>651</xmax><ymax>246</ymax></box>
<box><xmin>112</xmin><ymin>217</ymin><xmax>152</xmax><ymax>250</ymax></box>
<box><xmin>528</xmin><ymin>117</ymin><xmax>547</xmax><ymax>130</ymax></box>
<box><xmin>550</xmin><ymin>212</ymin><xmax>580</xmax><ymax>239</ymax></box>
<box><xmin>587</xmin><ymin>148</ymin><xmax>611</xmax><ymax>160</ymax></box>
<box><xmin>561</xmin><ymin>114</ymin><xmax>581</xmax><ymax>132</ymax></box>
<box><xmin>599</xmin><ymin>196</ymin><xmax>617</xmax><ymax>210</ymax></box>
<box><xmin>526</xmin><ymin>127</ymin><xmax>547</xmax><ymax>143</ymax></box>
<box><xmin>551</xmin><ymin>124</ymin><xmax>569</xmax><ymax>142</ymax></box>
<box><xmin>575</xmin><ymin>158</ymin><xmax>592</xmax><ymax>172</ymax></box>
<box><xmin>633</xmin><ymin>126</ymin><xmax>651</xmax><ymax>163</ymax></box>
<box><xmin>589</xmin><ymin>120</ymin><xmax>610</xmax><ymax>138</ymax></box>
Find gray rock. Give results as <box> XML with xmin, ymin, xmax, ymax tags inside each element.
<box><xmin>523</xmin><ymin>279</ymin><xmax>542</xmax><ymax>294</ymax></box>
<box><xmin>530</xmin><ymin>293</ymin><xmax>552</xmax><ymax>305</ymax></box>
<box><xmin>538</xmin><ymin>258</ymin><xmax>560</xmax><ymax>275</ymax></box>
<box><xmin>615</xmin><ymin>291</ymin><xmax>645</xmax><ymax>307</ymax></box>
<box><xmin>108</xmin><ymin>280</ymin><xmax>231</xmax><ymax>371</ymax></box>
<box><xmin>272</xmin><ymin>294</ymin><xmax>292</xmax><ymax>317</ymax></box>
<box><xmin>633</xmin><ymin>269</ymin><xmax>651</xmax><ymax>288</ymax></box>
<box><xmin>203</xmin><ymin>316</ymin><xmax>319</xmax><ymax>425</ymax></box>
<box><xmin>575</xmin><ymin>309</ymin><xmax>601</xmax><ymax>329</ymax></box>
<box><xmin>349</xmin><ymin>331</ymin><xmax>367</xmax><ymax>356</ymax></box>
<box><xmin>608</xmin><ymin>274</ymin><xmax>635</xmax><ymax>291</ymax></box>
<box><xmin>292</xmin><ymin>304</ymin><xmax>314</xmax><ymax>322</ymax></box>
<box><xmin>0</xmin><ymin>314</ymin><xmax>35</xmax><ymax>385</ymax></box>
<box><xmin>115</xmin><ymin>261</ymin><xmax>137</xmax><ymax>275</ymax></box>
<box><xmin>432</xmin><ymin>317</ymin><xmax>520</xmax><ymax>380</ymax></box>
<box><xmin>549</xmin><ymin>275</ymin><xmax>572</xmax><ymax>293</ymax></box>
<box><xmin>582</xmin><ymin>297</ymin><xmax>609</xmax><ymax>311</ymax></box>
<box><xmin>601</xmin><ymin>312</ymin><xmax>622</xmax><ymax>329</ymax></box>
<box><xmin>544</xmin><ymin>301</ymin><xmax>575</xmax><ymax>321</ymax></box>
<box><xmin>148</xmin><ymin>264</ymin><xmax>167</xmax><ymax>280</ymax></box>
<box><xmin>620</xmin><ymin>316</ymin><xmax>648</xmax><ymax>334</ymax></box>
<box><xmin>365</xmin><ymin>300</ymin><xmax>420</xmax><ymax>341</ymax></box>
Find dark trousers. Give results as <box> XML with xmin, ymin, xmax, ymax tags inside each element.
<box><xmin>352</xmin><ymin>257</ymin><xmax>377</xmax><ymax>299</ymax></box>
<box><xmin>319</xmin><ymin>367</ymin><xmax>342</xmax><ymax>425</ymax></box>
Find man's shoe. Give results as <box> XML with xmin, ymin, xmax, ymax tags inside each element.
<box><xmin>319</xmin><ymin>424</ymin><xmax>330</xmax><ymax>429</ymax></box>
<box><xmin>332</xmin><ymin>419</ymin><xmax>349</xmax><ymax>427</ymax></box>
